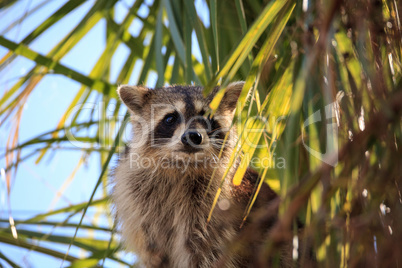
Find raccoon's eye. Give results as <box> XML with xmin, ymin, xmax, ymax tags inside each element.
<box><xmin>164</xmin><ymin>113</ymin><xmax>177</xmax><ymax>126</ymax></box>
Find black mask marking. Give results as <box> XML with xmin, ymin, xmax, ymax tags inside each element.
<box><xmin>153</xmin><ymin>111</ymin><xmax>181</xmax><ymax>145</ymax></box>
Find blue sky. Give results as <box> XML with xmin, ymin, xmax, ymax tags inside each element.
<box><xmin>1</xmin><ymin>0</ymin><xmax>104</xmax><ymax>217</ymax></box>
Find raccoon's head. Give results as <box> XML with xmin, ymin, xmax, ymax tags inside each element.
<box><xmin>117</xmin><ymin>82</ymin><xmax>243</xmax><ymax>171</ymax></box>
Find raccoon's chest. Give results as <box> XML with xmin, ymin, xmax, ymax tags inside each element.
<box><xmin>114</xmin><ymin>160</ymin><xmax>238</xmax><ymax>267</ymax></box>
<box><xmin>130</xmin><ymin>178</ymin><xmax>215</xmax><ymax>266</ymax></box>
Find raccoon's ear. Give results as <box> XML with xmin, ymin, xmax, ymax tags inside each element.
<box><xmin>117</xmin><ymin>85</ymin><xmax>151</xmax><ymax>113</ymax></box>
<box><xmin>219</xmin><ymin>81</ymin><xmax>244</xmax><ymax>112</ymax></box>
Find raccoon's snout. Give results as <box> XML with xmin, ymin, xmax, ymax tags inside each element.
<box><xmin>181</xmin><ymin>131</ymin><xmax>203</xmax><ymax>147</ymax></box>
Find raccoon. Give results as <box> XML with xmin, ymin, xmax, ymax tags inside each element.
<box><xmin>113</xmin><ymin>82</ymin><xmax>287</xmax><ymax>267</ymax></box>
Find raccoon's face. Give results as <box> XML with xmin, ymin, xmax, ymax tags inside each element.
<box><xmin>118</xmin><ymin>83</ymin><xmax>243</xmax><ymax>165</ymax></box>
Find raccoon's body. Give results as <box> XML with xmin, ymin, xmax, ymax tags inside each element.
<box><xmin>113</xmin><ymin>83</ymin><xmax>285</xmax><ymax>267</ymax></box>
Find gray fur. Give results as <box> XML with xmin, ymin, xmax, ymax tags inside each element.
<box><xmin>113</xmin><ymin>83</ymin><xmax>288</xmax><ymax>267</ymax></box>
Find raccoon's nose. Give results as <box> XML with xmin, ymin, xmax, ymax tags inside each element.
<box><xmin>181</xmin><ymin>131</ymin><xmax>203</xmax><ymax>146</ymax></box>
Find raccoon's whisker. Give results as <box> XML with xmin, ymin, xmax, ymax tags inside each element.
<box><xmin>150</xmin><ymin>138</ymin><xmax>177</xmax><ymax>145</ymax></box>
<box><xmin>207</xmin><ymin>127</ymin><xmax>225</xmax><ymax>134</ymax></box>
<box><xmin>207</xmin><ymin>148</ymin><xmax>219</xmax><ymax>159</ymax></box>
<box><xmin>210</xmin><ymin>140</ymin><xmax>234</xmax><ymax>148</ymax></box>
<box><xmin>204</xmin><ymin>147</ymin><xmax>220</xmax><ymax>162</ymax></box>
<box><xmin>210</xmin><ymin>139</ymin><xmax>231</xmax><ymax>145</ymax></box>
<box><xmin>210</xmin><ymin>143</ymin><xmax>224</xmax><ymax>148</ymax></box>
<box><xmin>152</xmin><ymin>138</ymin><xmax>174</xmax><ymax>141</ymax></box>
<box><xmin>210</xmin><ymin>138</ymin><xmax>230</xmax><ymax>143</ymax></box>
